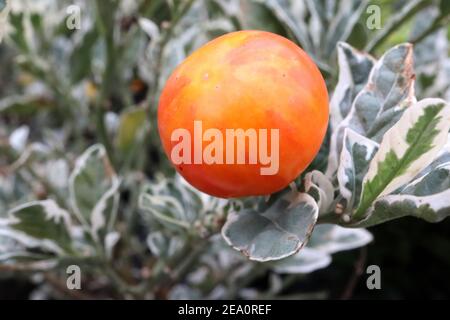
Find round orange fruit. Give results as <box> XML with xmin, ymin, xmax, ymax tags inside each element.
<box><xmin>158</xmin><ymin>30</ymin><xmax>329</xmax><ymax>198</ymax></box>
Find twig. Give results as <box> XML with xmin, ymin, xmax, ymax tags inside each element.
<box><xmin>102</xmin><ymin>262</ymin><xmax>147</xmax><ymax>298</ymax></box>
<box><xmin>225</xmin><ymin>263</ymin><xmax>268</xmax><ymax>299</ymax></box>
<box><xmin>170</xmin><ymin>239</ymin><xmax>209</xmax><ymax>281</ymax></box>
<box><xmin>93</xmin><ymin>0</ymin><xmax>118</xmax><ymax>166</ymax></box>
<box><xmin>340</xmin><ymin>247</ymin><xmax>368</xmax><ymax>300</ymax></box>
<box><xmin>147</xmin><ymin>0</ymin><xmax>195</xmax><ymax>117</ymax></box>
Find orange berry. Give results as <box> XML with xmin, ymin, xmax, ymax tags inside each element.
<box><xmin>158</xmin><ymin>31</ymin><xmax>329</xmax><ymax>198</ymax></box>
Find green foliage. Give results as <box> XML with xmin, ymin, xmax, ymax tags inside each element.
<box><xmin>1</xmin><ymin>0</ymin><xmax>450</xmax><ymax>300</ymax></box>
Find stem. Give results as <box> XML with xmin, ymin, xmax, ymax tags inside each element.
<box><xmin>364</xmin><ymin>0</ymin><xmax>430</xmax><ymax>53</ymax></box>
<box><xmin>147</xmin><ymin>0</ymin><xmax>195</xmax><ymax>121</ymax></box>
<box><xmin>140</xmin><ymin>0</ymin><xmax>195</xmax><ymax>174</ymax></box>
<box><xmin>103</xmin><ymin>262</ymin><xmax>147</xmax><ymax>298</ymax></box>
<box><xmin>256</xmin><ymin>274</ymin><xmax>302</xmax><ymax>299</ymax></box>
<box><xmin>225</xmin><ymin>263</ymin><xmax>267</xmax><ymax>299</ymax></box>
<box><xmin>146</xmin><ymin>0</ymin><xmax>195</xmax><ymax>133</ymax></box>
<box><xmin>94</xmin><ymin>0</ymin><xmax>117</xmax><ymax>166</ymax></box>
<box><xmin>410</xmin><ymin>13</ymin><xmax>450</xmax><ymax>45</ymax></box>
<box><xmin>148</xmin><ymin>234</ymin><xmax>211</xmax><ymax>296</ymax></box>
<box><xmin>171</xmin><ymin>239</ymin><xmax>209</xmax><ymax>281</ymax></box>
<box><xmin>340</xmin><ymin>247</ymin><xmax>367</xmax><ymax>300</ymax></box>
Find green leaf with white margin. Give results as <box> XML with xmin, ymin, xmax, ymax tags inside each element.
<box><xmin>271</xmin><ymin>247</ymin><xmax>331</xmax><ymax>274</ymax></box>
<box><xmin>221</xmin><ymin>192</ymin><xmax>318</xmax><ymax>262</ymax></box>
<box><xmin>307</xmin><ymin>224</ymin><xmax>372</xmax><ymax>254</ymax></box>
<box><xmin>353</xmin><ymin>98</ymin><xmax>450</xmax><ymax>220</ymax></box>
<box><xmin>405</xmin><ymin>134</ymin><xmax>450</xmax><ymax>184</ymax></box>
<box><xmin>354</xmin><ymin>148</ymin><xmax>450</xmax><ymax>227</ymax></box>
<box><xmin>139</xmin><ymin>192</ymin><xmax>191</xmax><ymax>230</ymax></box>
<box><xmin>0</xmin><ymin>200</ymin><xmax>74</xmax><ymax>255</ymax></box>
<box><xmin>139</xmin><ymin>174</ymin><xmax>229</xmax><ymax>230</ymax></box>
<box><xmin>0</xmin><ymin>234</ymin><xmax>58</xmax><ymax>270</ymax></box>
<box><xmin>271</xmin><ymin>224</ymin><xmax>372</xmax><ymax>274</ymax></box>
<box><xmin>330</xmin><ymin>42</ymin><xmax>375</xmax><ymax>129</ymax></box>
<box><xmin>337</xmin><ymin>128</ymin><xmax>379</xmax><ymax>212</ymax></box>
<box><xmin>327</xmin><ymin>43</ymin><xmax>415</xmax><ymax>177</ymax></box>
<box><xmin>146</xmin><ymin>231</ymin><xmax>184</xmax><ymax>259</ymax></box>
<box><xmin>304</xmin><ymin>170</ymin><xmax>334</xmax><ymax>215</ymax></box>
<box><xmin>139</xmin><ymin>175</ymin><xmax>202</xmax><ymax>229</ymax></box>
<box><xmin>69</xmin><ymin>144</ymin><xmax>120</xmax><ymax>240</ymax></box>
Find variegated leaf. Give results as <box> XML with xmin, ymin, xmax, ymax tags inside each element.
<box><xmin>327</xmin><ymin>43</ymin><xmax>416</xmax><ymax>177</ymax></box>
<box><xmin>353</xmin><ymin>98</ymin><xmax>450</xmax><ymax>220</ymax></box>
<box><xmin>354</xmin><ymin>165</ymin><xmax>450</xmax><ymax>227</ymax></box>
<box><xmin>146</xmin><ymin>231</ymin><xmax>184</xmax><ymax>259</ymax></box>
<box><xmin>271</xmin><ymin>247</ymin><xmax>331</xmax><ymax>274</ymax></box>
<box><xmin>139</xmin><ymin>192</ymin><xmax>191</xmax><ymax>229</ymax></box>
<box><xmin>271</xmin><ymin>224</ymin><xmax>372</xmax><ymax>274</ymax></box>
<box><xmin>337</xmin><ymin>128</ymin><xmax>379</xmax><ymax>212</ymax></box>
<box><xmin>69</xmin><ymin>144</ymin><xmax>120</xmax><ymax>239</ymax></box>
<box><xmin>307</xmin><ymin>224</ymin><xmax>372</xmax><ymax>253</ymax></box>
<box><xmin>330</xmin><ymin>42</ymin><xmax>376</xmax><ymax>129</ymax></box>
<box><xmin>0</xmin><ymin>234</ymin><xmax>57</xmax><ymax>269</ymax></box>
<box><xmin>304</xmin><ymin>170</ymin><xmax>334</xmax><ymax>215</ymax></box>
<box><xmin>139</xmin><ymin>174</ymin><xmax>229</xmax><ymax>230</ymax></box>
<box><xmin>0</xmin><ymin>200</ymin><xmax>73</xmax><ymax>255</ymax></box>
<box><xmin>221</xmin><ymin>192</ymin><xmax>318</xmax><ymax>262</ymax></box>
<box><xmin>407</xmin><ymin>133</ymin><xmax>450</xmax><ymax>182</ymax></box>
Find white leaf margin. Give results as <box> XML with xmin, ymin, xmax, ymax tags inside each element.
<box><xmin>272</xmin><ymin>247</ymin><xmax>332</xmax><ymax>274</ymax></box>
<box><xmin>363</xmin><ymin>98</ymin><xmax>450</xmax><ymax>197</ymax></box>
<box><xmin>326</xmin><ymin>43</ymin><xmax>415</xmax><ymax>178</ymax></box>
<box><xmin>304</xmin><ymin>170</ymin><xmax>334</xmax><ymax>215</ymax></box>
<box><xmin>330</xmin><ymin>42</ymin><xmax>376</xmax><ymax>129</ymax></box>
<box><xmin>310</xmin><ymin>226</ymin><xmax>373</xmax><ymax>254</ymax></box>
<box><xmin>221</xmin><ymin>192</ymin><xmax>319</xmax><ymax>262</ymax></box>
<box><xmin>68</xmin><ymin>144</ymin><xmax>120</xmax><ymax>235</ymax></box>
<box><xmin>0</xmin><ymin>200</ymin><xmax>73</xmax><ymax>255</ymax></box>
<box><xmin>337</xmin><ymin>128</ymin><xmax>379</xmax><ymax>207</ymax></box>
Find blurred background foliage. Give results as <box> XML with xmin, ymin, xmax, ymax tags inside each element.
<box><xmin>1</xmin><ymin>0</ymin><xmax>450</xmax><ymax>299</ymax></box>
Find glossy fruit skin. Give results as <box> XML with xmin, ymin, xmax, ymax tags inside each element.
<box><xmin>158</xmin><ymin>30</ymin><xmax>329</xmax><ymax>198</ymax></box>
